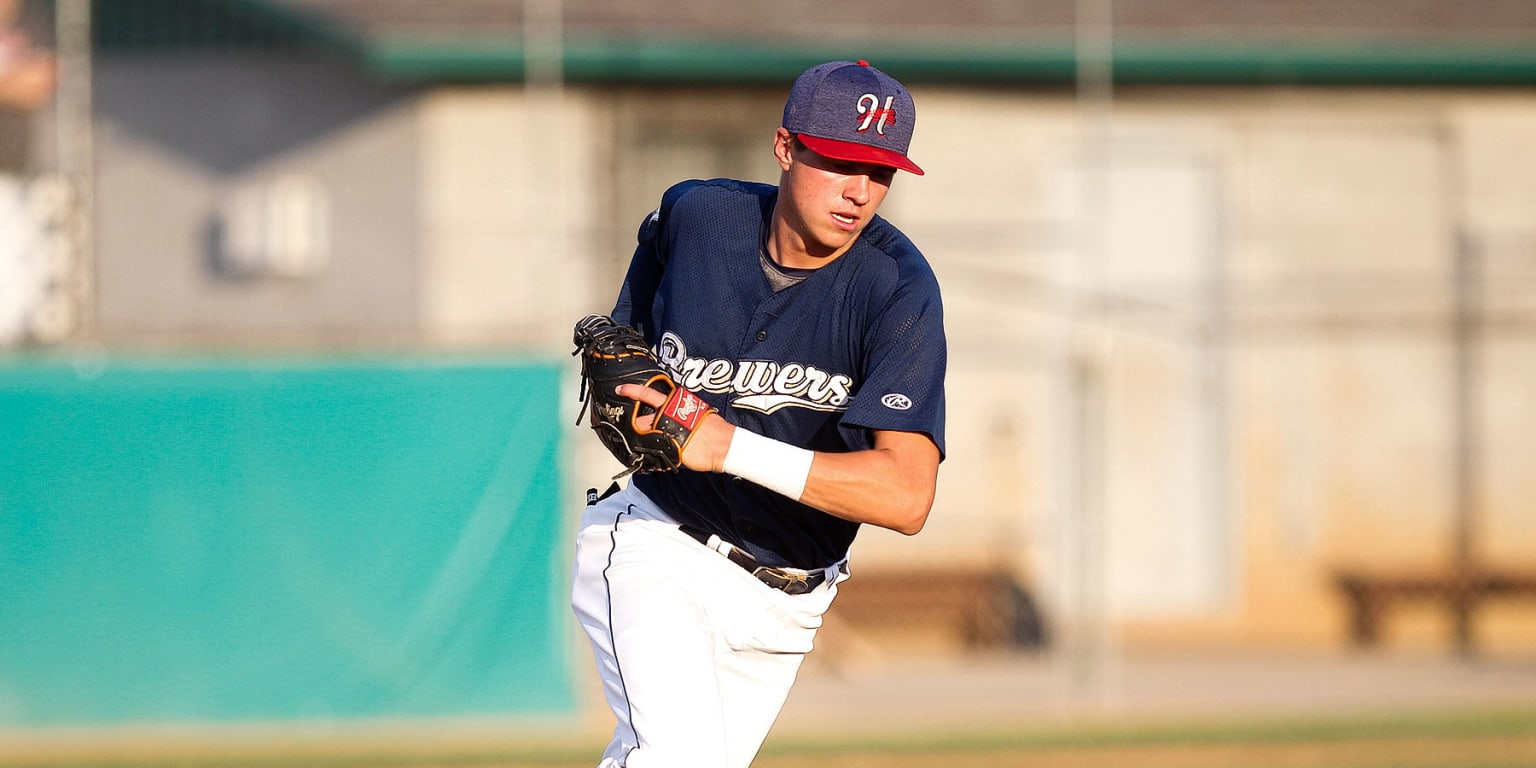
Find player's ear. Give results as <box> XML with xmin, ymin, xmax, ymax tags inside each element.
<box><xmin>773</xmin><ymin>128</ymin><xmax>795</xmax><ymax>171</ymax></box>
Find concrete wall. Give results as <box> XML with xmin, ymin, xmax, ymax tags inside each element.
<box><xmin>416</xmin><ymin>86</ymin><xmax>608</xmax><ymax>348</ymax></box>
<box><xmin>93</xmin><ymin>53</ymin><xmax>422</xmax><ymax>344</ymax></box>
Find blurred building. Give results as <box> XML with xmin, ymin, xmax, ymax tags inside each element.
<box><xmin>21</xmin><ymin>0</ymin><xmax>1536</xmax><ymax>656</ymax></box>
<box><xmin>0</xmin><ymin>0</ymin><xmax>62</xmax><ymax>344</ymax></box>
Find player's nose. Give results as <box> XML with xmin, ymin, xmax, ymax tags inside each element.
<box><xmin>844</xmin><ymin>174</ymin><xmax>872</xmax><ymax>205</ymax></box>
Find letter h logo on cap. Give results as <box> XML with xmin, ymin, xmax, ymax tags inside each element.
<box><xmin>857</xmin><ymin>93</ymin><xmax>896</xmax><ymax>135</ymax></box>
<box><xmin>782</xmin><ymin>60</ymin><xmax>924</xmax><ymax>176</ymax></box>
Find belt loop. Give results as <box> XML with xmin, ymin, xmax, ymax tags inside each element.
<box><xmin>704</xmin><ymin>533</ymin><xmax>734</xmax><ymax>559</ymax></box>
<box><xmin>586</xmin><ymin>482</ymin><xmax>621</xmax><ymax>507</ymax></box>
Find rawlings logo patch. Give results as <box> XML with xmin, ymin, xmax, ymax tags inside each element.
<box><xmin>664</xmin><ymin>388</ymin><xmax>709</xmax><ymax>429</ymax></box>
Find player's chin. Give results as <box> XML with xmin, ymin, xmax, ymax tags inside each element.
<box><xmin>816</xmin><ymin>221</ymin><xmax>863</xmax><ymax>250</ymax></box>
<box><xmin>807</xmin><ymin>235</ymin><xmax>856</xmax><ymax>257</ymax></box>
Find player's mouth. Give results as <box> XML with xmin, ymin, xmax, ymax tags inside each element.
<box><xmin>831</xmin><ymin>212</ymin><xmax>859</xmax><ymax>230</ymax></box>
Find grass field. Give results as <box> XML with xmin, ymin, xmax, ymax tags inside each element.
<box><xmin>754</xmin><ymin>707</ymin><xmax>1536</xmax><ymax>768</ymax></box>
<box><xmin>6</xmin><ymin>706</ymin><xmax>1533</xmax><ymax>768</ymax></box>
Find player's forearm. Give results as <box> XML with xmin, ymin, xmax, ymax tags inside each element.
<box><xmin>619</xmin><ymin>385</ymin><xmax>940</xmax><ymax>533</ymax></box>
<box><xmin>716</xmin><ymin>423</ymin><xmax>938</xmax><ymax>535</ymax></box>
<box><xmin>798</xmin><ymin>446</ymin><xmax>937</xmax><ymax>535</ymax></box>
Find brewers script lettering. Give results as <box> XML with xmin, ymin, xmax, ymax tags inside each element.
<box><xmin>657</xmin><ymin>331</ymin><xmax>853</xmax><ymax>414</ymax></box>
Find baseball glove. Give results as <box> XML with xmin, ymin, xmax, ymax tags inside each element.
<box><xmin>572</xmin><ymin>314</ymin><xmax>717</xmax><ymax>478</ymax></box>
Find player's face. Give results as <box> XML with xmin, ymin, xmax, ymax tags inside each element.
<box><xmin>773</xmin><ymin>129</ymin><xmax>895</xmax><ymax>265</ymax></box>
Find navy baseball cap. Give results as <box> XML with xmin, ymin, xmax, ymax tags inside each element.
<box><xmin>782</xmin><ymin>60</ymin><xmax>924</xmax><ymax>176</ymax></box>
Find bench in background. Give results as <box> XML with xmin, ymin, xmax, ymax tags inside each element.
<box><xmin>831</xmin><ymin>566</ymin><xmax>1047</xmax><ymax>651</ymax></box>
<box><xmin>1333</xmin><ymin>567</ymin><xmax>1536</xmax><ymax>653</ymax></box>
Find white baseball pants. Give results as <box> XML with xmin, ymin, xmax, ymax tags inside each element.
<box><xmin>570</xmin><ymin>483</ymin><xmax>846</xmax><ymax>768</ymax></box>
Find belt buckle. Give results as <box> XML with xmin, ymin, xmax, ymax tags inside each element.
<box><xmin>755</xmin><ymin>566</ymin><xmax>813</xmax><ymax>595</ymax></box>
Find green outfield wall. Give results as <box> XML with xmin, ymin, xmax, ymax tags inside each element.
<box><xmin>0</xmin><ymin>356</ymin><xmax>574</xmax><ymax>726</ymax></box>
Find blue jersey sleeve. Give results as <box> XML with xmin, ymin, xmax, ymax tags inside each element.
<box><xmin>611</xmin><ymin>180</ymin><xmax>703</xmax><ymax>340</ymax></box>
<box><xmin>838</xmin><ymin>267</ymin><xmax>947</xmax><ymax>459</ymax></box>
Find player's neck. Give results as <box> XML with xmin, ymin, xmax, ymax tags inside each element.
<box><xmin>767</xmin><ymin>211</ymin><xmax>856</xmax><ymax>271</ymax></box>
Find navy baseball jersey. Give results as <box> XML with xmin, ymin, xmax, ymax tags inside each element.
<box><xmin>612</xmin><ymin>178</ymin><xmax>947</xmax><ymax>570</ymax></box>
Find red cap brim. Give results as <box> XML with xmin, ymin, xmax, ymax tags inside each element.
<box><xmin>798</xmin><ymin>134</ymin><xmax>925</xmax><ymax>176</ymax></box>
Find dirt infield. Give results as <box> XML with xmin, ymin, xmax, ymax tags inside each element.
<box><xmin>773</xmin><ymin>649</ymin><xmax>1536</xmax><ymax>737</ymax></box>
<box><xmin>749</xmin><ymin>650</ymin><xmax>1536</xmax><ymax>768</ymax></box>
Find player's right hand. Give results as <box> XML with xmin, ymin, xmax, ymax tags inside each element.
<box><xmin>616</xmin><ymin>383</ymin><xmax>733</xmax><ymax>474</ymax></box>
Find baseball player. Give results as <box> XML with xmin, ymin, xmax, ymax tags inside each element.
<box><xmin>570</xmin><ymin>60</ymin><xmax>946</xmax><ymax>768</ymax></box>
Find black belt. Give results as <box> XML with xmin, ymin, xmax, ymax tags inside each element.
<box><xmin>679</xmin><ymin>524</ymin><xmax>828</xmax><ymax>596</ymax></box>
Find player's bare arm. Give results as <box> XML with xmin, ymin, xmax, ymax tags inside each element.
<box><xmin>615</xmin><ymin>382</ymin><xmax>938</xmax><ymax>535</ymax></box>
<box><xmin>799</xmin><ymin>429</ymin><xmax>939</xmax><ymax>535</ymax></box>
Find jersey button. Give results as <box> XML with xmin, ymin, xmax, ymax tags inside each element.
<box><xmin>755</xmin><ymin>330</ymin><xmax>768</xmax><ymax>342</ymax></box>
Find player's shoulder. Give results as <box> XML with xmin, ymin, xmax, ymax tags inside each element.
<box><xmin>662</xmin><ymin>178</ymin><xmax>775</xmax><ymax>215</ymax></box>
<box><xmin>853</xmin><ymin>216</ymin><xmax>941</xmax><ymax>295</ymax></box>
<box><xmin>641</xmin><ymin>178</ymin><xmax>771</xmax><ymax>245</ymax></box>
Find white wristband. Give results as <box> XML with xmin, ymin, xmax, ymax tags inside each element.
<box><xmin>721</xmin><ymin>428</ymin><xmax>814</xmax><ymax>501</ymax></box>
